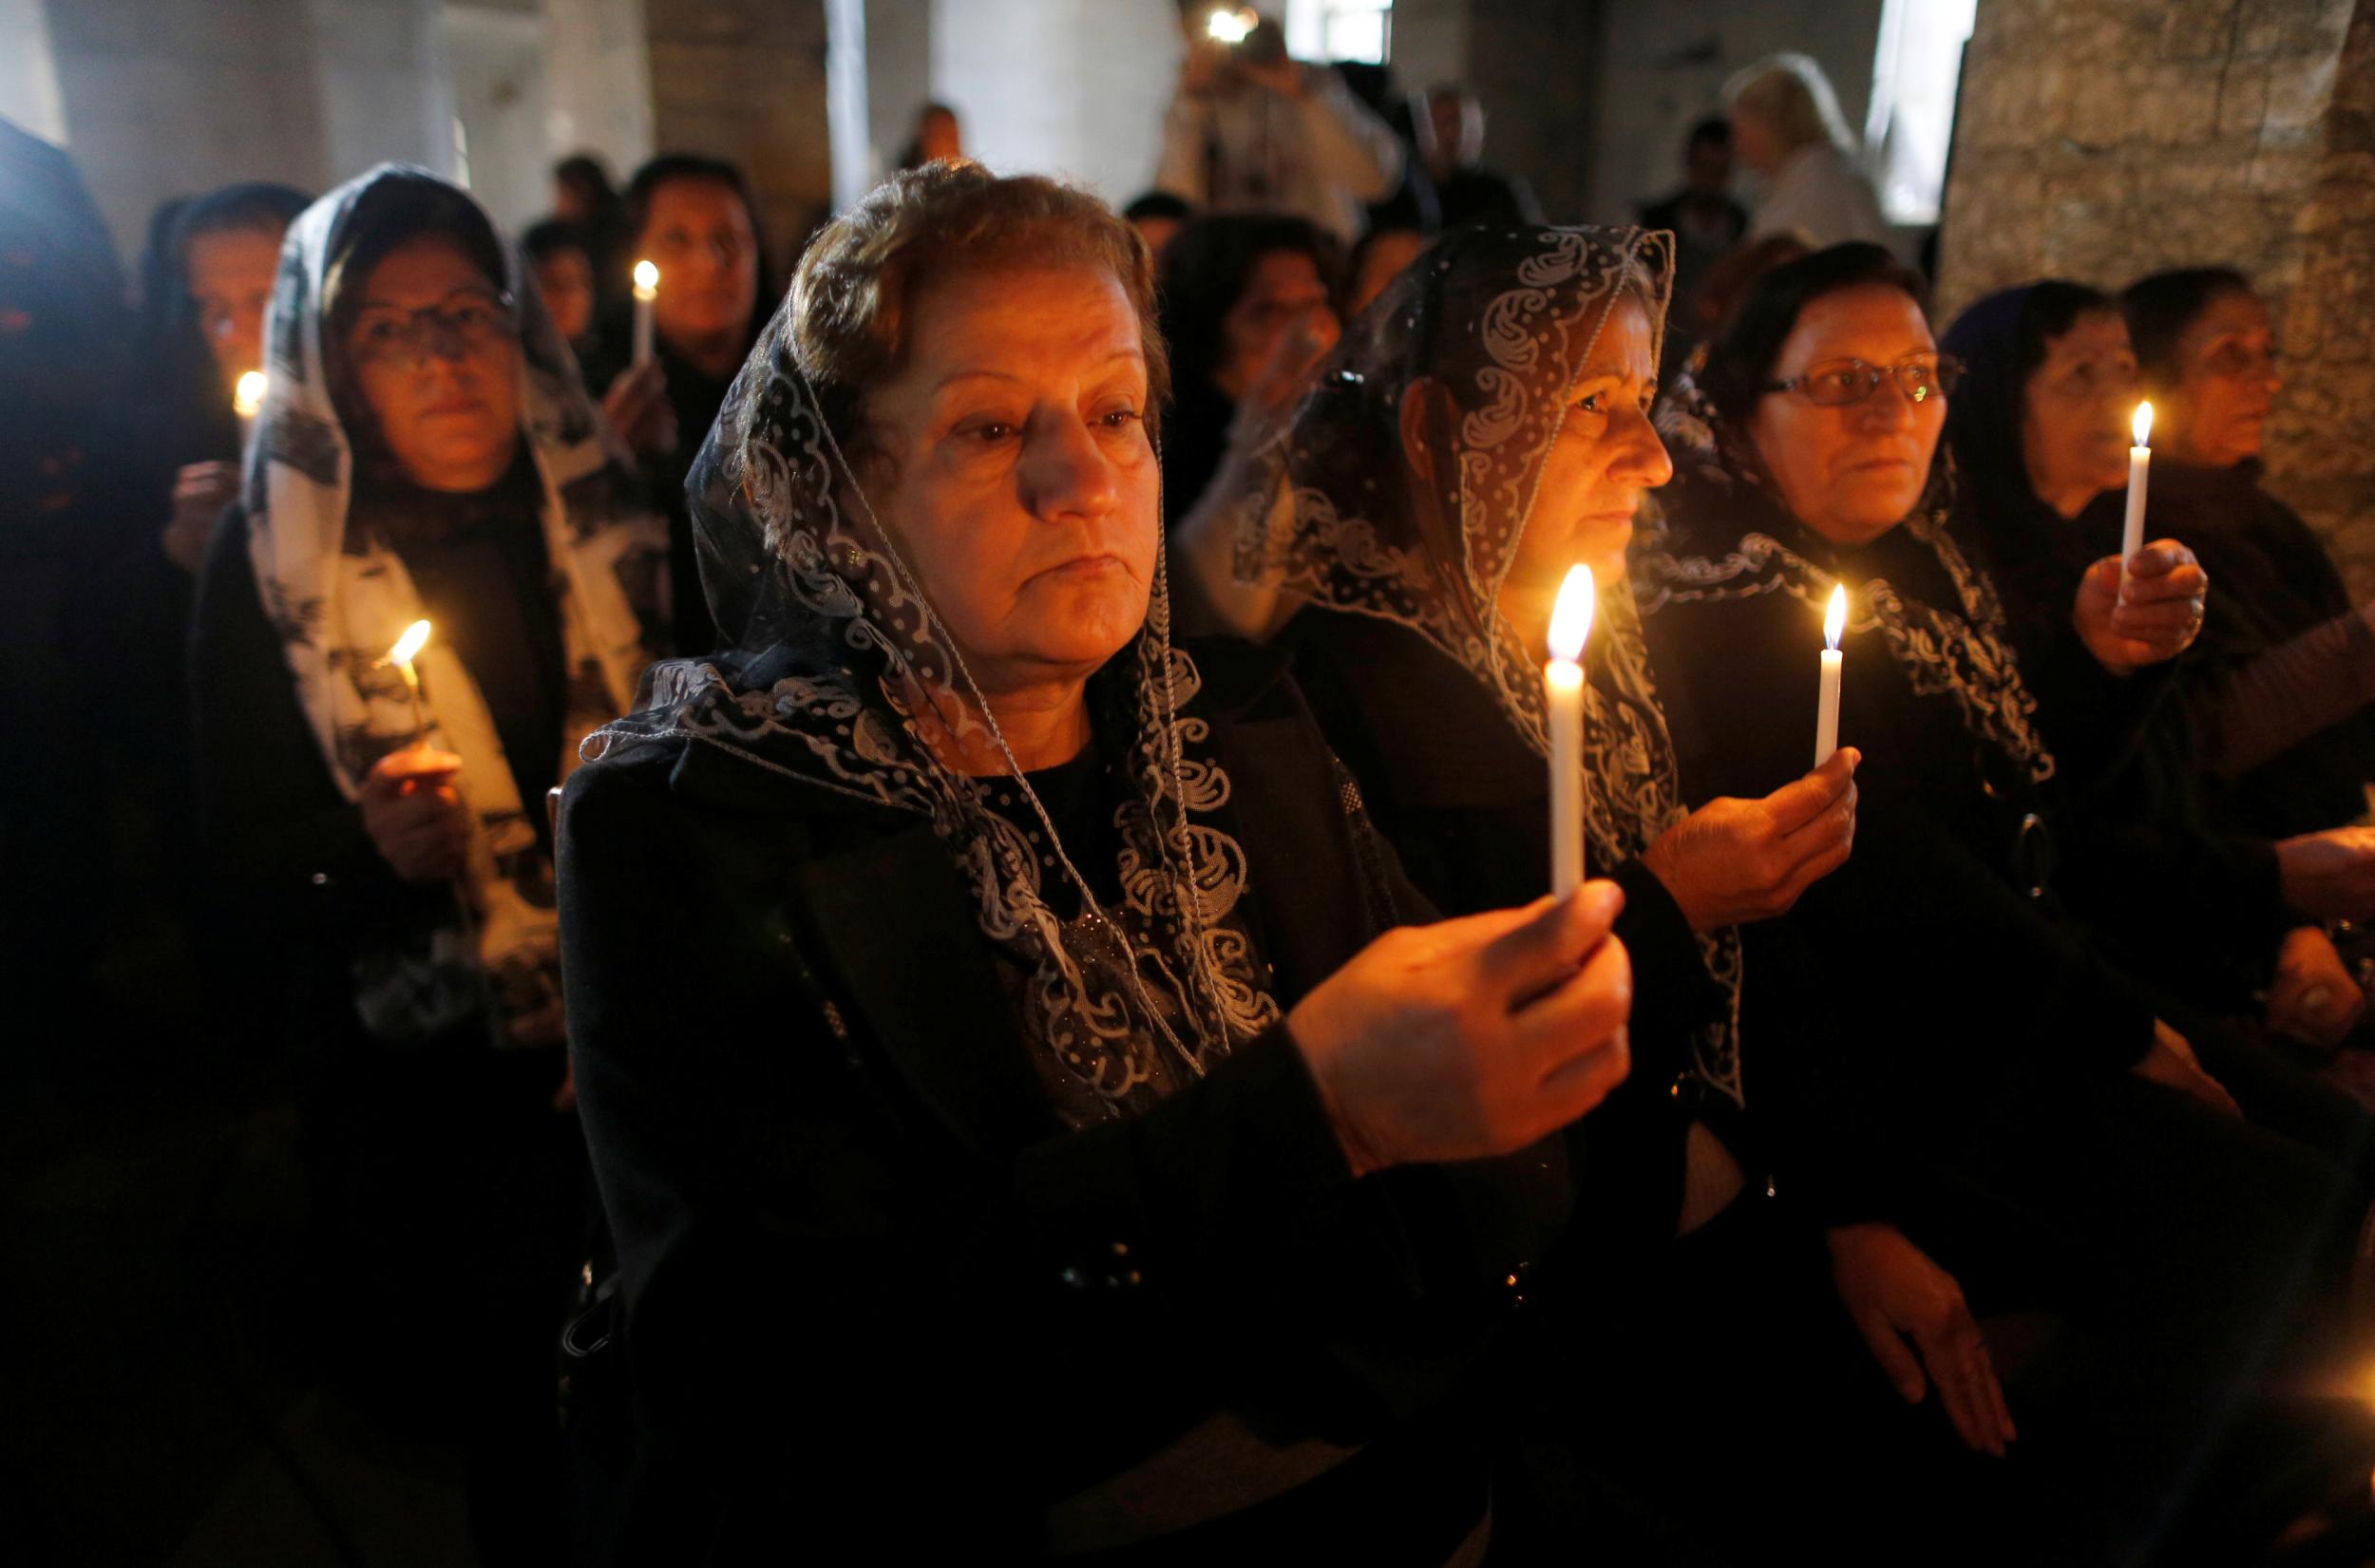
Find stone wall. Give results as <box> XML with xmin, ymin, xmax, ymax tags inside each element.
<box><xmin>642</xmin><ymin>0</ymin><xmax>833</xmax><ymax>270</ymax></box>
<box><xmin>1937</xmin><ymin>0</ymin><xmax>2375</xmax><ymax>595</ymax></box>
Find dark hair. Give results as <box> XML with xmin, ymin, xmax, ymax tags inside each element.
<box><xmin>624</xmin><ymin>153</ymin><xmax>764</xmax><ymax>253</ymax></box>
<box><xmin>1157</xmin><ymin>213</ymin><xmax>1338</xmax><ymax>398</ymax></box>
<box><xmin>555</xmin><ymin>155</ymin><xmax>616</xmax><ymax>203</ymax></box>
<box><xmin>1123</xmin><ymin>191</ymin><xmax>1194</xmax><ymax>224</ymax></box>
<box><xmin>2008</xmin><ymin>279</ymin><xmax>2118</xmax><ymax>387</ymax></box>
<box><xmin>2123</xmin><ymin>266</ymin><xmax>2252</xmax><ymax>382</ymax></box>
<box><xmin>179</xmin><ymin>182</ymin><xmax>313</xmax><ymax>251</ymax></box>
<box><xmin>522</xmin><ymin>217</ymin><xmax>590</xmax><ymax>266</ymax></box>
<box><xmin>1699</xmin><ymin>240</ymin><xmax>1929</xmax><ymax>427</ymax></box>
<box><xmin>1685</xmin><ymin>115</ymin><xmax>1732</xmax><ymax>151</ymax></box>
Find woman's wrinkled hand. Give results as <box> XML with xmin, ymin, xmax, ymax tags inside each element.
<box><xmin>1828</xmin><ymin>1222</ymin><xmax>2014</xmax><ymax>1459</ymax></box>
<box><xmin>2278</xmin><ymin>826</ymin><xmax>2375</xmax><ymax>922</ymax></box>
<box><xmin>1640</xmin><ymin>748</ymin><xmax>1859</xmax><ymax>933</ymax></box>
<box><xmin>2133</xmin><ymin>1019</ymin><xmax>2242</xmax><ymax>1118</ymax></box>
<box><xmin>1289</xmin><ymin>882</ymin><xmax>1633</xmax><ymax>1178</ymax></box>
<box><xmin>359</xmin><ymin>746</ymin><xmax>469</xmax><ymax>882</ymax></box>
<box><xmin>2266</xmin><ymin>925</ymin><xmax>2366</xmax><ymax>1050</ymax></box>
<box><xmin>163</xmin><ymin>461</ymin><xmax>240</xmax><ymax>574</ymax></box>
<box><xmin>600</xmin><ymin>360</ymin><xmax>676</xmax><ymax>457</ymax></box>
<box><xmin>2073</xmin><ymin>540</ymin><xmax>2208</xmax><ymax>674</ymax></box>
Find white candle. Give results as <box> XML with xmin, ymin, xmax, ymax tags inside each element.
<box><xmin>632</xmin><ymin>259</ymin><xmax>659</xmax><ymax>368</ymax></box>
<box><xmin>387</xmin><ymin>618</ymin><xmax>433</xmax><ymax>740</ymax></box>
<box><xmin>233</xmin><ymin>369</ymin><xmax>267</xmax><ymax>452</ymax></box>
<box><xmin>2119</xmin><ymin>401</ymin><xmax>2153</xmax><ymax>596</ymax></box>
<box><xmin>1815</xmin><ymin>583</ymin><xmax>1846</xmax><ymax>768</ymax></box>
<box><xmin>1545</xmin><ymin>564</ymin><xmax>1595</xmax><ymax>897</ymax></box>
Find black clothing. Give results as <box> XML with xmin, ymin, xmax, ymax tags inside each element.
<box><xmin>1432</xmin><ymin>164</ymin><xmax>1542</xmax><ymax>230</ymax></box>
<box><xmin>559</xmin><ymin>639</ymin><xmax>1574</xmax><ymax>1561</ymax></box>
<box><xmin>582</xmin><ymin>328</ymin><xmax>747</xmax><ymax>656</ymax></box>
<box><xmin>1160</xmin><ymin>375</ymin><xmax>1236</xmax><ymax>530</ymax></box>
<box><xmin>2156</xmin><ymin>459</ymin><xmax>2375</xmax><ymax>839</ymax></box>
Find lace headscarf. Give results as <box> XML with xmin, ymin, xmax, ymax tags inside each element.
<box><xmin>1635</xmin><ymin>366</ymin><xmax>2058</xmax><ymax>787</ymax></box>
<box><xmin>590</xmin><ymin>266</ymin><xmax>1282</xmax><ymax>1127</ymax></box>
<box><xmin>1234</xmin><ymin>223</ymin><xmax>1750</xmax><ymax>1105</ymax></box>
<box><xmin>245</xmin><ymin>164</ymin><xmax>665</xmax><ymax>1045</ymax></box>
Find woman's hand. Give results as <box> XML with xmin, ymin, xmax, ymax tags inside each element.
<box><xmin>1289</xmin><ymin>883</ymin><xmax>1633</xmax><ymax>1178</ymax></box>
<box><xmin>600</xmin><ymin>360</ymin><xmax>676</xmax><ymax>457</ymax></box>
<box><xmin>2267</xmin><ymin>925</ymin><xmax>2366</xmax><ymax>1050</ymax></box>
<box><xmin>1827</xmin><ymin>1222</ymin><xmax>2014</xmax><ymax>1458</ymax></box>
<box><xmin>2278</xmin><ymin>826</ymin><xmax>2375</xmax><ymax>922</ymax></box>
<box><xmin>1640</xmin><ymin>748</ymin><xmax>1859</xmax><ymax>933</ymax></box>
<box><xmin>163</xmin><ymin>461</ymin><xmax>240</xmax><ymax>574</ymax></box>
<box><xmin>359</xmin><ymin>746</ymin><xmax>469</xmax><ymax>882</ymax></box>
<box><xmin>2132</xmin><ymin>1019</ymin><xmax>2242</xmax><ymax>1118</ymax></box>
<box><xmin>2072</xmin><ymin>540</ymin><xmax>2208</xmax><ymax>674</ymax></box>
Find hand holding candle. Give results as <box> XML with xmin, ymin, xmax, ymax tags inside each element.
<box><xmin>632</xmin><ymin>259</ymin><xmax>659</xmax><ymax>368</ymax></box>
<box><xmin>1545</xmin><ymin>565</ymin><xmax>1595</xmax><ymax>897</ymax></box>
<box><xmin>1815</xmin><ymin>583</ymin><xmax>1847</xmax><ymax>768</ymax></box>
<box><xmin>2118</xmin><ymin>401</ymin><xmax>2152</xmax><ymax>597</ymax></box>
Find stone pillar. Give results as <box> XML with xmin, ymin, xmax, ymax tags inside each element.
<box><xmin>641</xmin><ymin>0</ymin><xmax>833</xmax><ymax>267</ymax></box>
<box><xmin>1937</xmin><ymin>0</ymin><xmax>2375</xmax><ymax>595</ymax></box>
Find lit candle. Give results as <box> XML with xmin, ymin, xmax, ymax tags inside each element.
<box><xmin>386</xmin><ymin>618</ymin><xmax>433</xmax><ymax>740</ymax></box>
<box><xmin>2119</xmin><ymin>401</ymin><xmax>2153</xmax><ymax>595</ymax></box>
<box><xmin>1815</xmin><ymin>583</ymin><xmax>1847</xmax><ymax>768</ymax></box>
<box><xmin>632</xmin><ymin>260</ymin><xmax>659</xmax><ymax>368</ymax></box>
<box><xmin>233</xmin><ymin>369</ymin><xmax>267</xmax><ymax>450</ymax></box>
<box><xmin>1545</xmin><ymin>564</ymin><xmax>1595</xmax><ymax>897</ymax></box>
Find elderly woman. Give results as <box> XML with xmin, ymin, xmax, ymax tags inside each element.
<box><xmin>2123</xmin><ymin>267</ymin><xmax>2375</xmax><ymax>845</ymax></box>
<box><xmin>190</xmin><ymin>165</ymin><xmax>665</xmax><ymax>1558</ymax></box>
<box><xmin>1220</xmin><ymin>223</ymin><xmax>2029</xmax><ymax>1559</ymax></box>
<box><xmin>1723</xmin><ymin>53</ymin><xmax>1891</xmax><ymax>251</ymax></box>
<box><xmin>557</xmin><ymin>163</ymin><xmax>1634</xmax><ymax>1561</ymax></box>
<box><xmin>1941</xmin><ymin>283</ymin><xmax>2375</xmax><ymax>1053</ymax></box>
<box><xmin>1636</xmin><ymin>241</ymin><xmax>2366</xmax><ymax>1561</ymax></box>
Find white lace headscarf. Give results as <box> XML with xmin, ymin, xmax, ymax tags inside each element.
<box><xmin>1236</xmin><ymin>223</ymin><xmax>1750</xmax><ymax>1105</ymax></box>
<box><xmin>591</xmin><ymin>186</ymin><xmax>1281</xmax><ymax>1126</ymax></box>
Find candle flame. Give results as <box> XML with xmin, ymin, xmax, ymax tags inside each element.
<box><xmin>1824</xmin><ymin>583</ymin><xmax>1847</xmax><ymax>650</ymax></box>
<box><xmin>387</xmin><ymin>619</ymin><xmax>432</xmax><ymax>670</ymax></box>
<box><xmin>1548</xmin><ymin>565</ymin><xmax>1596</xmax><ymax>662</ymax></box>
<box><xmin>633</xmin><ymin>258</ymin><xmax>659</xmax><ymax>297</ymax></box>
<box><xmin>1205</xmin><ymin>6</ymin><xmax>1254</xmax><ymax>42</ymax></box>
<box><xmin>233</xmin><ymin>370</ymin><xmax>267</xmax><ymax>418</ymax></box>
<box><xmin>2132</xmin><ymin>400</ymin><xmax>2153</xmax><ymax>448</ymax></box>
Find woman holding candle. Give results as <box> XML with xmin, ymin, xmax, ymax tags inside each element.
<box><xmin>1637</xmin><ymin>241</ymin><xmax>2368</xmax><ymax>1560</ymax></box>
<box><xmin>584</xmin><ymin>153</ymin><xmax>772</xmax><ymax>657</ymax></box>
<box><xmin>1941</xmin><ymin>283</ymin><xmax>2375</xmax><ymax>1060</ymax></box>
<box><xmin>1206</xmin><ymin>225</ymin><xmax>2023</xmax><ymax>1561</ymax></box>
<box><xmin>557</xmin><ymin>164</ymin><xmax>1638</xmax><ymax>1562</ymax></box>
<box><xmin>2124</xmin><ymin>267</ymin><xmax>2375</xmax><ymax>847</ymax></box>
<box><xmin>188</xmin><ymin>164</ymin><xmax>666</xmax><ymax>1561</ymax></box>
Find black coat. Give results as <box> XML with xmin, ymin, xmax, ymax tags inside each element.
<box><xmin>558</xmin><ymin>640</ymin><xmax>1573</xmax><ymax>1560</ymax></box>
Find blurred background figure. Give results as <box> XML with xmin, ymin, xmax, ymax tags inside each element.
<box><xmin>1341</xmin><ymin>219</ymin><xmax>1427</xmax><ymax>320</ymax></box>
<box><xmin>549</xmin><ymin>152</ymin><xmax>628</xmax><ymax>317</ymax></box>
<box><xmin>1156</xmin><ymin>211</ymin><xmax>1340</xmax><ymax>521</ymax></box>
<box><xmin>2127</xmin><ymin>266</ymin><xmax>2286</xmax><ymax>473</ymax></box>
<box><xmin>1154</xmin><ymin>8</ymin><xmax>1401</xmax><ymax>244</ymax></box>
<box><xmin>583</xmin><ymin>153</ymin><xmax>770</xmax><ymax>656</ymax></box>
<box><xmin>1122</xmin><ymin>188</ymin><xmax>1194</xmax><ymax>260</ymax></box>
<box><xmin>1415</xmin><ymin>81</ymin><xmax>1539</xmax><ymax>229</ymax></box>
<box><xmin>897</xmin><ymin>100</ymin><xmax>964</xmax><ymax>169</ymax></box>
<box><xmin>1725</xmin><ymin>52</ymin><xmax>1891</xmax><ymax>251</ymax></box>
<box><xmin>1639</xmin><ymin>116</ymin><xmax>1748</xmax><ymax>353</ymax></box>
<box><xmin>523</xmin><ymin>217</ymin><xmax>598</xmax><ymax>353</ymax></box>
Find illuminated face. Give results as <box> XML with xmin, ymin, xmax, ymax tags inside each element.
<box><xmin>2021</xmin><ymin>308</ymin><xmax>2139</xmax><ymax>513</ymax></box>
<box><xmin>2161</xmin><ymin>289</ymin><xmax>2280</xmax><ymax>467</ymax></box>
<box><xmin>859</xmin><ymin>265</ymin><xmax>1159</xmax><ymax>699</ymax></box>
<box><xmin>533</xmin><ymin>245</ymin><xmax>596</xmax><ymax>342</ymax></box>
<box><xmin>1749</xmin><ymin>284</ymin><xmax>1947</xmax><ymax>546</ymax></box>
<box><xmin>637</xmin><ymin>177</ymin><xmax>760</xmax><ymax>347</ymax></box>
<box><xmin>344</xmin><ymin>233</ymin><xmax>522</xmax><ymax>493</ymax></box>
<box><xmin>1214</xmin><ymin>249</ymin><xmax>1337</xmax><ymax>399</ymax></box>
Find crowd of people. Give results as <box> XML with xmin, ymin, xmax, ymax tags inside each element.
<box><xmin>5</xmin><ymin>14</ymin><xmax>2375</xmax><ymax>1567</ymax></box>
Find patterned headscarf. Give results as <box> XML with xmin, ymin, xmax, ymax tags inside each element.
<box><xmin>590</xmin><ymin>262</ymin><xmax>1281</xmax><ymax>1126</ymax></box>
<box><xmin>1233</xmin><ymin>223</ymin><xmax>1751</xmax><ymax>1105</ymax></box>
<box><xmin>245</xmin><ymin>164</ymin><xmax>665</xmax><ymax>1045</ymax></box>
<box><xmin>1636</xmin><ymin>367</ymin><xmax>2058</xmax><ymax>787</ymax></box>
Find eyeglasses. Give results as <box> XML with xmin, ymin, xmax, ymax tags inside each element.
<box><xmin>349</xmin><ymin>289</ymin><xmax>520</xmax><ymax>368</ymax></box>
<box><xmin>1767</xmin><ymin>353</ymin><xmax>1964</xmax><ymax>407</ymax></box>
